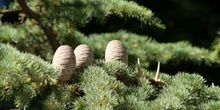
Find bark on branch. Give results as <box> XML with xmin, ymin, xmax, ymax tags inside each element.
<box><xmin>16</xmin><ymin>0</ymin><xmax>59</xmax><ymax>51</ymax></box>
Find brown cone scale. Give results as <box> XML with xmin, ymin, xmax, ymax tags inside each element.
<box><xmin>105</xmin><ymin>40</ymin><xmax>128</xmax><ymax>64</ymax></box>
<box><xmin>52</xmin><ymin>45</ymin><xmax>76</xmax><ymax>82</ymax></box>
<box><xmin>74</xmin><ymin>44</ymin><xmax>94</xmax><ymax>70</ymax></box>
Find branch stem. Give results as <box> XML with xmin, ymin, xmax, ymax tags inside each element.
<box><xmin>16</xmin><ymin>0</ymin><xmax>59</xmax><ymax>51</ymax></box>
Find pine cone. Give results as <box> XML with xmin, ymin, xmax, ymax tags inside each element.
<box><xmin>52</xmin><ymin>45</ymin><xmax>76</xmax><ymax>82</ymax></box>
<box><xmin>74</xmin><ymin>44</ymin><xmax>94</xmax><ymax>70</ymax></box>
<box><xmin>105</xmin><ymin>40</ymin><xmax>128</xmax><ymax>64</ymax></box>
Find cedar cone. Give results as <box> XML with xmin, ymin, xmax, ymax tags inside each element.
<box><xmin>105</xmin><ymin>40</ymin><xmax>128</xmax><ymax>64</ymax></box>
<box><xmin>74</xmin><ymin>44</ymin><xmax>94</xmax><ymax>70</ymax></box>
<box><xmin>52</xmin><ymin>45</ymin><xmax>76</xmax><ymax>82</ymax></box>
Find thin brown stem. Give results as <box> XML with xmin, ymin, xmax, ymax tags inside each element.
<box><xmin>16</xmin><ymin>0</ymin><xmax>59</xmax><ymax>51</ymax></box>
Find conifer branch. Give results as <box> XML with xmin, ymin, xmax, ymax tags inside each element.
<box><xmin>16</xmin><ymin>0</ymin><xmax>59</xmax><ymax>51</ymax></box>
<box><xmin>2</xmin><ymin>1</ymin><xmax>220</xmax><ymax>109</ymax></box>
<box><xmin>82</xmin><ymin>31</ymin><xmax>217</xmax><ymax>67</ymax></box>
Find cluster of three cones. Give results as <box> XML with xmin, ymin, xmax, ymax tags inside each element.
<box><xmin>52</xmin><ymin>40</ymin><xmax>128</xmax><ymax>82</ymax></box>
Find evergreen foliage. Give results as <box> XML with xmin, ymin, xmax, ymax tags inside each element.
<box><xmin>81</xmin><ymin>30</ymin><xmax>219</xmax><ymax>67</ymax></box>
<box><xmin>0</xmin><ymin>43</ymin><xmax>58</xmax><ymax>109</ymax></box>
<box><xmin>1</xmin><ymin>44</ymin><xmax>220</xmax><ymax>109</ymax></box>
<box><xmin>41</xmin><ymin>0</ymin><xmax>165</xmax><ymax>28</ymax></box>
<box><xmin>1</xmin><ymin>0</ymin><xmax>220</xmax><ymax>109</ymax></box>
<box><xmin>211</xmin><ymin>30</ymin><xmax>220</xmax><ymax>60</ymax></box>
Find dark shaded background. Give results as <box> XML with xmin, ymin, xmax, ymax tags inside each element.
<box><xmin>81</xmin><ymin>0</ymin><xmax>220</xmax><ymax>48</ymax></box>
